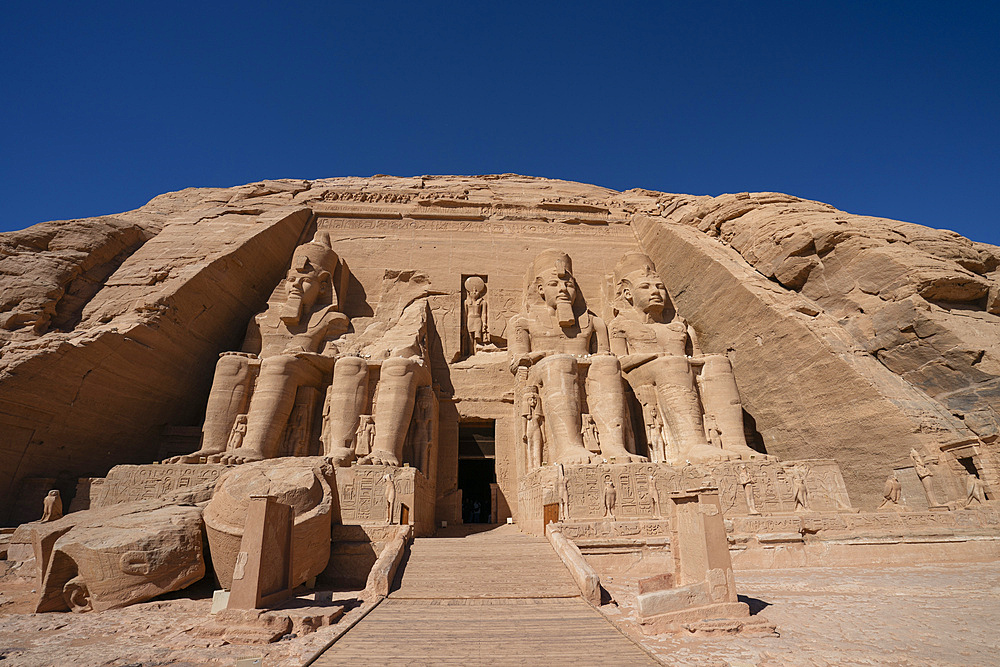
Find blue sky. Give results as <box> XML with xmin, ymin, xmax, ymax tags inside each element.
<box><xmin>2</xmin><ymin>2</ymin><xmax>998</xmax><ymax>245</ymax></box>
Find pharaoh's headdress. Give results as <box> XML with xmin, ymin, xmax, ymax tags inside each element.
<box><xmin>288</xmin><ymin>231</ymin><xmax>343</xmax><ymax>309</ymax></box>
<box><xmin>612</xmin><ymin>252</ymin><xmax>658</xmax><ymax>298</ymax></box>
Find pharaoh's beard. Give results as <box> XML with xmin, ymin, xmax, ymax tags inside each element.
<box><xmin>281</xmin><ymin>295</ymin><xmax>303</xmax><ymax>324</ymax></box>
<box><xmin>556</xmin><ymin>301</ymin><xmax>576</xmax><ymax>328</ymax></box>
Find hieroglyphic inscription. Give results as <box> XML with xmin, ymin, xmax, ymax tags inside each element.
<box><xmin>558</xmin><ymin>519</ymin><xmax>673</xmax><ymax>541</ymax></box>
<box><xmin>92</xmin><ymin>465</ymin><xmax>226</xmax><ymax>508</ymax></box>
<box><xmin>731</xmin><ymin>506</ymin><xmax>1000</xmax><ymax>540</ymax></box>
<box><xmin>337</xmin><ymin>466</ymin><xmax>434</xmax><ymax>531</ymax></box>
<box><xmin>700</xmin><ymin>460</ymin><xmax>852</xmax><ymax>515</ymax></box>
<box><xmin>318</xmin><ymin>217</ymin><xmax>634</xmax><ymax>237</ymax></box>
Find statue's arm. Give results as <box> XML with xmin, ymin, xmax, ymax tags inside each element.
<box><xmin>686</xmin><ymin>322</ymin><xmax>703</xmax><ymax>356</ymax></box>
<box><xmin>592</xmin><ymin>315</ymin><xmax>611</xmax><ymax>354</ymax></box>
<box><xmin>509</xmin><ymin>314</ymin><xmax>542</xmax><ymax>373</ymax></box>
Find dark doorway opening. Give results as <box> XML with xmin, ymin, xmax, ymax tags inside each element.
<box><xmin>958</xmin><ymin>457</ymin><xmax>979</xmax><ymax>477</ymax></box>
<box><xmin>458</xmin><ymin>422</ymin><xmax>496</xmax><ymax>524</ymax></box>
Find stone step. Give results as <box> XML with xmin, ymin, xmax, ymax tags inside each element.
<box><xmin>391</xmin><ymin>524</ymin><xmax>580</xmax><ymax>599</ymax></box>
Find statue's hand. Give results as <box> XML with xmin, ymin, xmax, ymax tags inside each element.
<box><xmin>619</xmin><ymin>353</ymin><xmax>659</xmax><ymax>372</ymax></box>
<box><xmin>509</xmin><ymin>351</ymin><xmax>546</xmax><ymax>374</ymax></box>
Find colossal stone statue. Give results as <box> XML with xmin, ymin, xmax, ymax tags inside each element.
<box><xmin>323</xmin><ymin>270</ymin><xmax>435</xmax><ymax>468</ymax></box>
<box><xmin>509</xmin><ymin>249</ymin><xmax>646</xmax><ymax>465</ymax></box>
<box><xmin>609</xmin><ymin>252</ymin><xmax>763</xmax><ymax>463</ymax></box>
<box><xmin>169</xmin><ymin>232</ymin><xmax>349</xmax><ymax>464</ymax></box>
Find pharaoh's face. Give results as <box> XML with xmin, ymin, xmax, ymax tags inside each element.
<box><xmin>537</xmin><ymin>270</ymin><xmax>577</xmax><ymax>310</ymax></box>
<box><xmin>626</xmin><ymin>272</ymin><xmax>667</xmax><ymax>315</ymax></box>
<box><xmin>286</xmin><ymin>265</ymin><xmax>324</xmax><ymax>311</ymax></box>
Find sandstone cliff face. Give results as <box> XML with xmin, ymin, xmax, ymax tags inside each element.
<box><xmin>1</xmin><ymin>175</ymin><xmax>997</xmax><ymax>518</ymax></box>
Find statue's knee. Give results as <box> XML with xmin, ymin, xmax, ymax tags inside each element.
<box><xmin>589</xmin><ymin>355</ymin><xmax>622</xmax><ymax>376</ymax></box>
<box><xmin>334</xmin><ymin>356</ymin><xmax>367</xmax><ymax>377</ymax></box>
<box><xmin>381</xmin><ymin>357</ymin><xmax>416</xmax><ymax>378</ymax></box>
<box><xmin>260</xmin><ymin>355</ymin><xmax>292</xmax><ymax>375</ymax></box>
<box><xmin>701</xmin><ymin>354</ymin><xmax>733</xmax><ymax>375</ymax></box>
<box><xmin>216</xmin><ymin>353</ymin><xmax>250</xmax><ymax>377</ymax></box>
<box><xmin>538</xmin><ymin>353</ymin><xmax>577</xmax><ymax>376</ymax></box>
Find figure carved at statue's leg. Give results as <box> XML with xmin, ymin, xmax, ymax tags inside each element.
<box><xmin>222</xmin><ymin>355</ymin><xmax>323</xmax><ymax>464</ymax></box>
<box><xmin>362</xmin><ymin>357</ymin><xmax>426</xmax><ymax>466</ymax></box>
<box><xmin>644</xmin><ymin>356</ymin><xmax>737</xmax><ymax>462</ymax></box>
<box><xmin>699</xmin><ymin>355</ymin><xmax>770</xmax><ymax>459</ymax></box>
<box><xmin>587</xmin><ymin>355</ymin><xmax>647</xmax><ymax>462</ymax></box>
<box><xmin>533</xmin><ymin>354</ymin><xmax>593</xmax><ymax>465</ymax></box>
<box><xmin>168</xmin><ymin>353</ymin><xmax>257</xmax><ymax>463</ymax></box>
<box><xmin>324</xmin><ymin>356</ymin><xmax>369</xmax><ymax>465</ymax></box>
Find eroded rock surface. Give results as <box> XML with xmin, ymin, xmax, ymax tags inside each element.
<box><xmin>1</xmin><ymin>176</ymin><xmax>998</xmax><ymax>514</ymax></box>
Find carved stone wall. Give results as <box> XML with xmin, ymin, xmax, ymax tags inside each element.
<box><xmin>91</xmin><ymin>464</ymin><xmax>227</xmax><ymax>508</ymax></box>
<box><xmin>334</xmin><ymin>465</ymin><xmax>435</xmax><ymax>536</ymax></box>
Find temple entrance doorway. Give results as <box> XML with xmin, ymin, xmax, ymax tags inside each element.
<box><xmin>458</xmin><ymin>421</ymin><xmax>497</xmax><ymax>524</ymax></box>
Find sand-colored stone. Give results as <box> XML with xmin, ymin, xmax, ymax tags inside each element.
<box><xmin>203</xmin><ymin>456</ymin><xmax>335</xmax><ymax>590</ymax></box>
<box><xmin>1</xmin><ymin>176</ymin><xmax>999</xmax><ymax>662</ymax></box>
<box><xmin>30</xmin><ymin>498</ymin><xmax>205</xmax><ymax>612</ymax></box>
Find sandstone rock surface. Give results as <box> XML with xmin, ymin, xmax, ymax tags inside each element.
<box><xmin>0</xmin><ymin>175</ymin><xmax>997</xmax><ymax>513</ymax></box>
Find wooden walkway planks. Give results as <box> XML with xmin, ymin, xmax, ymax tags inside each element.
<box><xmin>311</xmin><ymin>598</ymin><xmax>659</xmax><ymax>666</ymax></box>
<box><xmin>311</xmin><ymin>525</ymin><xmax>660</xmax><ymax>666</ymax></box>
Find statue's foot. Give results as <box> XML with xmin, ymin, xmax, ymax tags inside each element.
<box><xmin>326</xmin><ymin>446</ymin><xmax>356</xmax><ymax>467</ymax></box>
<box><xmin>682</xmin><ymin>444</ymin><xmax>739</xmax><ymax>463</ymax></box>
<box><xmin>603</xmin><ymin>448</ymin><xmax>648</xmax><ymax>464</ymax></box>
<box><xmin>218</xmin><ymin>447</ymin><xmax>265</xmax><ymax>465</ymax></box>
<box><xmin>554</xmin><ymin>448</ymin><xmax>594</xmax><ymax>465</ymax></box>
<box><xmin>359</xmin><ymin>449</ymin><xmax>400</xmax><ymax>466</ymax></box>
<box><xmin>726</xmin><ymin>446</ymin><xmax>776</xmax><ymax>461</ymax></box>
<box><xmin>164</xmin><ymin>449</ymin><xmax>224</xmax><ymax>464</ymax></box>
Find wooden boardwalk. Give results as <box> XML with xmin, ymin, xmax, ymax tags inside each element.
<box><xmin>312</xmin><ymin>525</ymin><xmax>659</xmax><ymax>666</ymax></box>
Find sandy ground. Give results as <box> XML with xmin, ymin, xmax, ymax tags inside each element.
<box><xmin>2</xmin><ymin>559</ymin><xmax>999</xmax><ymax>666</ymax></box>
<box><xmin>0</xmin><ymin>559</ymin><xmax>371</xmax><ymax>667</ymax></box>
<box><xmin>605</xmin><ymin>562</ymin><xmax>1000</xmax><ymax>667</ymax></box>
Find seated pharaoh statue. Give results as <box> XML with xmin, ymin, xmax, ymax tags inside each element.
<box><xmin>609</xmin><ymin>252</ymin><xmax>765</xmax><ymax>463</ymax></box>
<box><xmin>169</xmin><ymin>232</ymin><xmax>349</xmax><ymax>464</ymax></box>
<box><xmin>169</xmin><ymin>234</ymin><xmax>436</xmax><ymax>470</ymax></box>
<box><xmin>320</xmin><ymin>269</ymin><xmax>435</xmax><ymax>467</ymax></box>
<box><xmin>509</xmin><ymin>249</ymin><xmax>647</xmax><ymax>465</ymax></box>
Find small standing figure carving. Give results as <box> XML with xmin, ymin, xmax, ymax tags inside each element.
<box><xmin>965</xmin><ymin>473</ymin><xmax>986</xmax><ymax>508</ymax></box>
<box><xmin>878</xmin><ymin>472</ymin><xmax>903</xmax><ymax>511</ymax></box>
<box><xmin>41</xmin><ymin>490</ymin><xmax>62</xmax><ymax>522</ymax></box>
<box><xmin>791</xmin><ymin>467</ymin><xmax>810</xmax><ymax>512</ymax></box>
<box><xmin>648</xmin><ymin>472</ymin><xmax>660</xmax><ymax>517</ymax></box>
<box><xmin>703</xmin><ymin>414</ymin><xmax>723</xmax><ymax>450</ymax></box>
<box><xmin>557</xmin><ymin>463</ymin><xmax>570</xmax><ymax>519</ymax></box>
<box><xmin>581</xmin><ymin>414</ymin><xmax>601</xmax><ymax>454</ymax></box>
<box><xmin>738</xmin><ymin>465</ymin><xmax>760</xmax><ymax>515</ymax></box>
<box><xmin>226</xmin><ymin>414</ymin><xmax>248</xmax><ymax>454</ymax></box>
<box><xmin>647</xmin><ymin>405</ymin><xmax>667</xmax><ymax>463</ymax></box>
<box><xmin>909</xmin><ymin>448</ymin><xmax>941</xmax><ymax>507</ymax></box>
<box><xmin>603</xmin><ymin>476</ymin><xmax>617</xmax><ymax>520</ymax></box>
<box><xmin>464</xmin><ymin>276</ymin><xmax>488</xmax><ymax>355</ymax></box>
<box><xmin>384</xmin><ymin>472</ymin><xmax>397</xmax><ymax>524</ymax></box>
<box><xmin>355</xmin><ymin>415</ymin><xmax>375</xmax><ymax>457</ymax></box>
<box><xmin>522</xmin><ymin>387</ymin><xmax>544</xmax><ymax>469</ymax></box>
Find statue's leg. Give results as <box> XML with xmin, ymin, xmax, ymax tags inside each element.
<box><xmin>170</xmin><ymin>354</ymin><xmax>256</xmax><ymax>463</ymax></box>
<box><xmin>641</xmin><ymin>356</ymin><xmax>735</xmax><ymax>462</ymax></box>
<box><xmin>367</xmin><ymin>358</ymin><xmax>428</xmax><ymax>466</ymax></box>
<box><xmin>699</xmin><ymin>355</ymin><xmax>764</xmax><ymax>459</ymax></box>
<box><xmin>587</xmin><ymin>355</ymin><xmax>646</xmax><ymax>462</ymax></box>
<box><xmin>324</xmin><ymin>357</ymin><xmax>369</xmax><ymax>465</ymax></box>
<box><xmin>233</xmin><ymin>355</ymin><xmax>322</xmax><ymax>463</ymax></box>
<box><xmin>533</xmin><ymin>354</ymin><xmax>592</xmax><ymax>465</ymax></box>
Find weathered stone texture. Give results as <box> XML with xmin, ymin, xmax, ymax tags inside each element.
<box><xmin>1</xmin><ymin>176</ymin><xmax>998</xmax><ymax>514</ymax></box>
